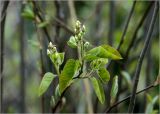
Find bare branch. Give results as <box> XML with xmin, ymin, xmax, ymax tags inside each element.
<box><xmin>105</xmin><ymin>84</ymin><xmax>158</xmax><ymax>112</ymax></box>
<box><xmin>32</xmin><ymin>1</ymin><xmax>53</xmax><ymax>43</ymax></box>
<box><xmin>117</xmin><ymin>1</ymin><xmax>136</xmax><ymax>50</ymax></box>
<box><xmin>128</xmin><ymin>2</ymin><xmax>159</xmax><ymax>113</ymax></box>
<box><xmin>124</xmin><ymin>2</ymin><xmax>154</xmax><ymax>60</ymax></box>
<box><xmin>0</xmin><ymin>1</ymin><xmax>9</xmax><ymax>113</ymax></box>
<box><xmin>108</xmin><ymin>1</ymin><xmax>115</xmax><ymax>46</ymax></box>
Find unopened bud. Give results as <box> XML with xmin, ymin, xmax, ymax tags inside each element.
<box><xmin>84</xmin><ymin>42</ymin><xmax>90</xmax><ymax>49</ymax></box>
<box><xmin>82</xmin><ymin>25</ymin><xmax>86</xmax><ymax>33</ymax></box>
<box><xmin>48</xmin><ymin>42</ymin><xmax>53</xmax><ymax>48</ymax></box>
<box><xmin>76</xmin><ymin>20</ymin><xmax>81</xmax><ymax>28</ymax></box>
<box><xmin>52</xmin><ymin>47</ymin><xmax>57</xmax><ymax>53</ymax></box>
<box><xmin>47</xmin><ymin>49</ymin><xmax>51</xmax><ymax>55</ymax></box>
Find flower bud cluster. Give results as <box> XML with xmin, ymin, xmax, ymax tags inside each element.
<box><xmin>47</xmin><ymin>42</ymin><xmax>57</xmax><ymax>55</ymax></box>
<box><xmin>47</xmin><ymin>42</ymin><xmax>65</xmax><ymax>70</ymax></box>
<box><xmin>84</xmin><ymin>41</ymin><xmax>90</xmax><ymax>49</ymax></box>
<box><xmin>68</xmin><ymin>20</ymin><xmax>86</xmax><ymax>48</ymax></box>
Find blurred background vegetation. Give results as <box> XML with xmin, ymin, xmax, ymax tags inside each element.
<box><xmin>0</xmin><ymin>0</ymin><xmax>159</xmax><ymax>113</ymax></box>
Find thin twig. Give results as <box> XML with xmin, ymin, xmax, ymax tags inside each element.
<box><xmin>106</xmin><ymin>1</ymin><xmax>136</xmax><ymax>69</ymax></box>
<box><xmin>124</xmin><ymin>2</ymin><xmax>154</xmax><ymax>60</ymax></box>
<box><xmin>108</xmin><ymin>1</ymin><xmax>115</xmax><ymax>46</ymax></box>
<box><xmin>105</xmin><ymin>84</ymin><xmax>157</xmax><ymax>113</ymax></box>
<box><xmin>105</xmin><ymin>2</ymin><xmax>136</xmax><ymax>108</ymax></box>
<box><xmin>117</xmin><ymin>1</ymin><xmax>136</xmax><ymax>50</ymax></box>
<box><xmin>0</xmin><ymin>1</ymin><xmax>9</xmax><ymax>113</ymax></box>
<box><xmin>32</xmin><ymin>1</ymin><xmax>53</xmax><ymax>43</ymax></box>
<box><xmin>19</xmin><ymin>3</ymin><xmax>26</xmax><ymax>112</ymax></box>
<box><xmin>128</xmin><ymin>2</ymin><xmax>158</xmax><ymax>113</ymax></box>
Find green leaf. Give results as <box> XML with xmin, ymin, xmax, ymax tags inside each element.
<box><xmin>101</xmin><ymin>45</ymin><xmax>122</xmax><ymax>60</ymax></box>
<box><xmin>90</xmin><ymin>58</ymin><xmax>108</xmax><ymax>70</ymax></box>
<box><xmin>59</xmin><ymin>59</ymin><xmax>79</xmax><ymax>93</ymax></box>
<box><xmin>50</xmin><ymin>52</ymin><xmax>64</xmax><ymax>66</ymax></box>
<box><xmin>58</xmin><ymin>52</ymin><xmax>65</xmax><ymax>65</ymax></box>
<box><xmin>84</xmin><ymin>46</ymin><xmax>105</xmax><ymax>60</ymax></box>
<box><xmin>151</xmin><ymin>110</ymin><xmax>158</xmax><ymax>114</ymax></box>
<box><xmin>21</xmin><ymin>5</ymin><xmax>35</xmax><ymax>20</ymax></box>
<box><xmin>145</xmin><ymin>103</ymin><xmax>153</xmax><ymax>114</ymax></box>
<box><xmin>111</xmin><ymin>76</ymin><xmax>118</xmax><ymax>100</ymax></box>
<box><xmin>50</xmin><ymin>96</ymin><xmax>56</xmax><ymax>107</ymax></box>
<box><xmin>67</xmin><ymin>36</ymin><xmax>77</xmax><ymax>48</ymax></box>
<box><xmin>55</xmin><ymin>84</ymin><xmax>60</xmax><ymax>99</ymax></box>
<box><xmin>38</xmin><ymin>72</ymin><xmax>56</xmax><ymax>96</ymax></box>
<box><xmin>38</xmin><ymin>21</ymin><xmax>49</xmax><ymax>28</ymax></box>
<box><xmin>90</xmin><ymin>77</ymin><xmax>105</xmax><ymax>104</ymax></box>
<box><xmin>145</xmin><ymin>95</ymin><xmax>159</xmax><ymax>114</ymax></box>
<box><xmin>121</xmin><ymin>71</ymin><xmax>132</xmax><ymax>91</ymax></box>
<box><xmin>146</xmin><ymin>94</ymin><xmax>153</xmax><ymax>103</ymax></box>
<box><xmin>84</xmin><ymin>45</ymin><xmax>122</xmax><ymax>60</ymax></box>
<box><xmin>98</xmin><ymin>68</ymin><xmax>110</xmax><ymax>83</ymax></box>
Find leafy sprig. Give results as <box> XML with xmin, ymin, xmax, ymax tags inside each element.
<box><xmin>38</xmin><ymin>20</ymin><xmax>122</xmax><ymax>106</ymax></box>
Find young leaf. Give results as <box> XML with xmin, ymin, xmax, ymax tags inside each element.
<box><xmin>50</xmin><ymin>52</ymin><xmax>64</xmax><ymax>66</ymax></box>
<box><xmin>50</xmin><ymin>96</ymin><xmax>56</xmax><ymax>107</ymax></box>
<box><xmin>145</xmin><ymin>103</ymin><xmax>153</xmax><ymax>114</ymax></box>
<box><xmin>38</xmin><ymin>72</ymin><xmax>56</xmax><ymax>96</ymax></box>
<box><xmin>90</xmin><ymin>77</ymin><xmax>105</xmax><ymax>104</ymax></box>
<box><xmin>58</xmin><ymin>52</ymin><xmax>65</xmax><ymax>65</ymax></box>
<box><xmin>145</xmin><ymin>95</ymin><xmax>159</xmax><ymax>114</ymax></box>
<box><xmin>21</xmin><ymin>5</ymin><xmax>35</xmax><ymax>20</ymax></box>
<box><xmin>55</xmin><ymin>84</ymin><xmax>60</xmax><ymax>99</ymax></box>
<box><xmin>101</xmin><ymin>45</ymin><xmax>122</xmax><ymax>60</ymax></box>
<box><xmin>84</xmin><ymin>45</ymin><xmax>122</xmax><ymax>60</ymax></box>
<box><xmin>121</xmin><ymin>71</ymin><xmax>132</xmax><ymax>91</ymax></box>
<box><xmin>38</xmin><ymin>21</ymin><xmax>49</xmax><ymax>28</ymax></box>
<box><xmin>110</xmin><ymin>76</ymin><xmax>118</xmax><ymax>101</ymax></box>
<box><xmin>98</xmin><ymin>68</ymin><xmax>110</xmax><ymax>83</ymax></box>
<box><xmin>59</xmin><ymin>59</ymin><xmax>79</xmax><ymax>93</ymax></box>
<box><xmin>67</xmin><ymin>36</ymin><xmax>77</xmax><ymax>48</ymax></box>
<box><xmin>84</xmin><ymin>46</ymin><xmax>105</xmax><ymax>60</ymax></box>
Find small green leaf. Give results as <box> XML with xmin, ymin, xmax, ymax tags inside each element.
<box><xmin>101</xmin><ymin>45</ymin><xmax>122</xmax><ymax>60</ymax></box>
<box><xmin>90</xmin><ymin>58</ymin><xmax>108</xmax><ymax>70</ymax></box>
<box><xmin>146</xmin><ymin>94</ymin><xmax>153</xmax><ymax>103</ymax></box>
<box><xmin>90</xmin><ymin>77</ymin><xmax>105</xmax><ymax>104</ymax></box>
<box><xmin>38</xmin><ymin>21</ymin><xmax>49</xmax><ymax>28</ymax></box>
<box><xmin>50</xmin><ymin>52</ymin><xmax>64</xmax><ymax>66</ymax></box>
<box><xmin>84</xmin><ymin>45</ymin><xmax>122</xmax><ymax>60</ymax></box>
<box><xmin>55</xmin><ymin>84</ymin><xmax>60</xmax><ymax>99</ymax></box>
<box><xmin>50</xmin><ymin>96</ymin><xmax>56</xmax><ymax>107</ymax></box>
<box><xmin>38</xmin><ymin>72</ymin><xmax>55</xmax><ymax>96</ymax></box>
<box><xmin>111</xmin><ymin>76</ymin><xmax>118</xmax><ymax>100</ymax></box>
<box><xmin>121</xmin><ymin>71</ymin><xmax>132</xmax><ymax>91</ymax></box>
<box><xmin>67</xmin><ymin>36</ymin><xmax>77</xmax><ymax>48</ymax></box>
<box><xmin>84</xmin><ymin>46</ymin><xmax>105</xmax><ymax>60</ymax></box>
<box><xmin>98</xmin><ymin>68</ymin><xmax>110</xmax><ymax>83</ymax></box>
<box><xmin>145</xmin><ymin>95</ymin><xmax>159</xmax><ymax>114</ymax></box>
<box><xmin>58</xmin><ymin>52</ymin><xmax>65</xmax><ymax>65</ymax></box>
<box><xmin>145</xmin><ymin>103</ymin><xmax>153</xmax><ymax>114</ymax></box>
<box><xmin>59</xmin><ymin>59</ymin><xmax>79</xmax><ymax>93</ymax></box>
<box><xmin>21</xmin><ymin>5</ymin><xmax>35</xmax><ymax>20</ymax></box>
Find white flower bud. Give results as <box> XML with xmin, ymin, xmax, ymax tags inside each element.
<box><xmin>76</xmin><ymin>20</ymin><xmax>81</xmax><ymax>28</ymax></box>
<box><xmin>47</xmin><ymin>49</ymin><xmax>51</xmax><ymax>55</ymax></box>
<box><xmin>53</xmin><ymin>47</ymin><xmax>57</xmax><ymax>53</ymax></box>
<box><xmin>84</xmin><ymin>42</ymin><xmax>90</xmax><ymax>49</ymax></box>
<box><xmin>49</xmin><ymin>42</ymin><xmax>53</xmax><ymax>47</ymax></box>
<box><xmin>82</xmin><ymin>25</ymin><xmax>86</xmax><ymax>33</ymax></box>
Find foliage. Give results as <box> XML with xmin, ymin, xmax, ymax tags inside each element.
<box><xmin>38</xmin><ymin>20</ymin><xmax>122</xmax><ymax>106</ymax></box>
